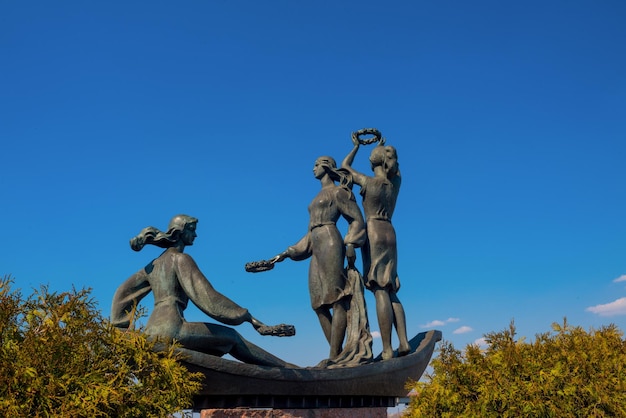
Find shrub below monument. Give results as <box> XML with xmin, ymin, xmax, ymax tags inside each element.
<box><xmin>0</xmin><ymin>276</ymin><xmax>202</xmax><ymax>417</ymax></box>
<box><xmin>406</xmin><ymin>320</ymin><xmax>626</xmax><ymax>417</ymax></box>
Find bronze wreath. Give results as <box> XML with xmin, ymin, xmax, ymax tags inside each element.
<box><xmin>351</xmin><ymin>128</ymin><xmax>383</xmax><ymax>145</ymax></box>
<box><xmin>257</xmin><ymin>323</ymin><xmax>296</xmax><ymax>337</ymax></box>
<box><xmin>245</xmin><ymin>259</ymin><xmax>275</xmax><ymax>273</ymax></box>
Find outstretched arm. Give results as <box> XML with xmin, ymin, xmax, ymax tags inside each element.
<box><xmin>175</xmin><ymin>253</ymin><xmax>252</xmax><ymax>326</ymax></box>
<box><xmin>175</xmin><ymin>253</ymin><xmax>295</xmax><ymax>336</ymax></box>
<box><xmin>273</xmin><ymin>231</ymin><xmax>312</xmax><ymax>263</ymax></box>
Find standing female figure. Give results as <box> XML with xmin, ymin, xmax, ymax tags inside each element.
<box><xmin>342</xmin><ymin>140</ymin><xmax>411</xmax><ymax>360</ymax></box>
<box><xmin>111</xmin><ymin>214</ymin><xmax>293</xmax><ymax>367</ymax></box>
<box><xmin>273</xmin><ymin>156</ymin><xmax>367</xmax><ymax>361</ymax></box>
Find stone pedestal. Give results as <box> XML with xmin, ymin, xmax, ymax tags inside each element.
<box><xmin>200</xmin><ymin>407</ymin><xmax>388</xmax><ymax>417</ymax></box>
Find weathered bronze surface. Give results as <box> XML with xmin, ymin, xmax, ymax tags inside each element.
<box><xmin>341</xmin><ymin>129</ymin><xmax>411</xmax><ymax>360</ymax></box>
<box><xmin>257</xmin><ymin>155</ymin><xmax>373</xmax><ymax>367</ymax></box>
<box><xmin>183</xmin><ymin>329</ymin><xmax>442</xmax><ymax>410</ymax></box>
<box><xmin>111</xmin><ymin>129</ymin><xmax>440</xmax><ymax>409</ymax></box>
<box><xmin>111</xmin><ymin>214</ymin><xmax>295</xmax><ymax>367</ymax></box>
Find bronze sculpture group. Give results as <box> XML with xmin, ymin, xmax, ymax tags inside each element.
<box><xmin>112</xmin><ymin>129</ymin><xmax>413</xmax><ymax>369</ymax></box>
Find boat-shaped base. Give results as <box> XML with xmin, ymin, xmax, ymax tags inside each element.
<box><xmin>180</xmin><ymin>329</ymin><xmax>442</xmax><ymax>410</ymax></box>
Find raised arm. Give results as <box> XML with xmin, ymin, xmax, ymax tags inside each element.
<box><xmin>341</xmin><ymin>143</ymin><xmax>368</xmax><ymax>186</ymax></box>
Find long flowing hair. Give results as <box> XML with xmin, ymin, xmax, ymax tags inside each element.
<box><xmin>319</xmin><ymin>156</ymin><xmax>355</xmax><ymax>196</ymax></box>
<box><xmin>130</xmin><ymin>214</ymin><xmax>198</xmax><ymax>251</ymax></box>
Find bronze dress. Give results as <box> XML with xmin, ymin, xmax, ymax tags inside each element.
<box><xmin>286</xmin><ymin>185</ymin><xmax>366</xmax><ymax>310</ymax></box>
<box><xmin>359</xmin><ymin>174</ymin><xmax>401</xmax><ymax>292</ymax></box>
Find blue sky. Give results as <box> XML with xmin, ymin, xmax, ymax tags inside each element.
<box><xmin>2</xmin><ymin>1</ymin><xmax>625</xmax><ymax>367</ymax></box>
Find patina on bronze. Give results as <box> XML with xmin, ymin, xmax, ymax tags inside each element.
<box><xmin>110</xmin><ymin>130</ymin><xmax>440</xmax><ymax>411</ymax></box>
<box><xmin>251</xmin><ymin>155</ymin><xmax>374</xmax><ymax>367</ymax></box>
<box><xmin>244</xmin><ymin>259</ymin><xmax>276</xmax><ymax>273</ymax></box>
<box><xmin>352</xmin><ymin>127</ymin><xmax>383</xmax><ymax>145</ymax></box>
<box><xmin>184</xmin><ymin>329</ymin><xmax>442</xmax><ymax>410</ymax></box>
<box><xmin>342</xmin><ymin>129</ymin><xmax>411</xmax><ymax>360</ymax></box>
<box><xmin>111</xmin><ymin>214</ymin><xmax>295</xmax><ymax>367</ymax></box>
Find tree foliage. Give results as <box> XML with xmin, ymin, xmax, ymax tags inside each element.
<box><xmin>0</xmin><ymin>276</ymin><xmax>203</xmax><ymax>417</ymax></box>
<box><xmin>407</xmin><ymin>320</ymin><xmax>626</xmax><ymax>417</ymax></box>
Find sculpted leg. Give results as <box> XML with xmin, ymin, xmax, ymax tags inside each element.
<box><xmin>315</xmin><ymin>307</ymin><xmax>333</xmax><ymax>345</ymax></box>
<box><xmin>329</xmin><ymin>299</ymin><xmax>348</xmax><ymax>359</ymax></box>
<box><xmin>178</xmin><ymin>322</ymin><xmax>291</xmax><ymax>367</ymax></box>
<box><xmin>390</xmin><ymin>291</ymin><xmax>410</xmax><ymax>356</ymax></box>
<box><xmin>374</xmin><ymin>287</ymin><xmax>394</xmax><ymax>360</ymax></box>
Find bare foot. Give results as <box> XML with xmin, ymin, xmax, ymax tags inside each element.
<box><xmin>398</xmin><ymin>343</ymin><xmax>411</xmax><ymax>357</ymax></box>
<box><xmin>381</xmin><ymin>348</ymin><xmax>394</xmax><ymax>360</ymax></box>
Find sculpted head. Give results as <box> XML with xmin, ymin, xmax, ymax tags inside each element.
<box><xmin>130</xmin><ymin>214</ymin><xmax>199</xmax><ymax>251</ymax></box>
<box><xmin>313</xmin><ymin>156</ymin><xmax>337</xmax><ymax>179</ymax></box>
<box><xmin>369</xmin><ymin>145</ymin><xmax>399</xmax><ymax>176</ymax></box>
<box><xmin>168</xmin><ymin>214</ymin><xmax>198</xmax><ymax>247</ymax></box>
<box><xmin>168</xmin><ymin>214</ymin><xmax>198</xmax><ymax>236</ymax></box>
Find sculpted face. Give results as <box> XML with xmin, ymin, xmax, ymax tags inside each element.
<box><xmin>313</xmin><ymin>157</ymin><xmax>335</xmax><ymax>179</ymax></box>
<box><xmin>181</xmin><ymin>222</ymin><xmax>197</xmax><ymax>246</ymax></box>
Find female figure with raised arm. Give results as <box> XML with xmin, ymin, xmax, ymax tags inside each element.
<box><xmin>342</xmin><ymin>132</ymin><xmax>411</xmax><ymax>360</ymax></box>
<box><xmin>272</xmin><ymin>156</ymin><xmax>368</xmax><ymax>362</ymax></box>
<box><xmin>111</xmin><ymin>214</ymin><xmax>294</xmax><ymax>367</ymax></box>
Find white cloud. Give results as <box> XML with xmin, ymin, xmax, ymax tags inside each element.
<box><xmin>371</xmin><ymin>330</ymin><xmax>381</xmax><ymax>339</ymax></box>
<box><xmin>473</xmin><ymin>337</ymin><xmax>488</xmax><ymax>348</ymax></box>
<box><xmin>613</xmin><ymin>275</ymin><xmax>626</xmax><ymax>283</ymax></box>
<box><xmin>421</xmin><ymin>320</ymin><xmax>445</xmax><ymax>327</ymax></box>
<box><xmin>586</xmin><ymin>297</ymin><xmax>626</xmax><ymax>316</ymax></box>
<box><xmin>453</xmin><ymin>326</ymin><xmax>473</xmax><ymax>334</ymax></box>
<box><xmin>421</xmin><ymin>317</ymin><xmax>461</xmax><ymax>328</ymax></box>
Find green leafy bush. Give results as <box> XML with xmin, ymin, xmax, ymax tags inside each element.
<box><xmin>0</xmin><ymin>276</ymin><xmax>202</xmax><ymax>417</ymax></box>
<box><xmin>407</xmin><ymin>320</ymin><xmax>626</xmax><ymax>417</ymax></box>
